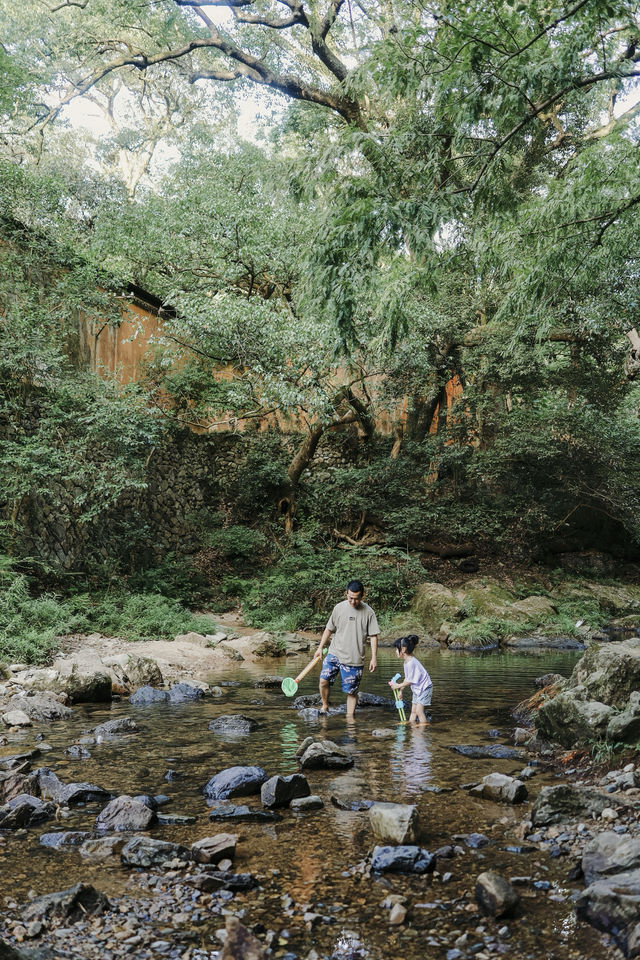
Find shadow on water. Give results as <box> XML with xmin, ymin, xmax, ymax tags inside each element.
<box><xmin>0</xmin><ymin>647</ymin><xmax>612</xmax><ymax>959</ymax></box>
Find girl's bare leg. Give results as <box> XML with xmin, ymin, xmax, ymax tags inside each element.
<box><xmin>415</xmin><ymin>705</ymin><xmax>428</xmax><ymax>724</ymax></box>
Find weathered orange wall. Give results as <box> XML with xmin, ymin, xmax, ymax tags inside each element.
<box><xmin>82</xmin><ymin>297</ymin><xmax>462</xmax><ymax>436</ymax></box>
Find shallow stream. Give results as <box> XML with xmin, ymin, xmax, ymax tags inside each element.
<box><xmin>0</xmin><ymin>646</ymin><xmax>617</xmax><ymax>959</ymax></box>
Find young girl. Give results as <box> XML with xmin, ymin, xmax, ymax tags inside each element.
<box><xmin>391</xmin><ymin>635</ymin><xmax>433</xmax><ymax>725</ymax></box>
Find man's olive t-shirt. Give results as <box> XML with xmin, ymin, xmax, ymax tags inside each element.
<box><xmin>325</xmin><ymin>600</ymin><xmax>380</xmax><ymax>666</ymax></box>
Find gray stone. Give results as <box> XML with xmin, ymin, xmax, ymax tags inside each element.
<box><xmin>291</xmin><ymin>795</ymin><xmax>324</xmax><ymax>810</ymax></box>
<box><xmin>8</xmin><ymin>695</ymin><xmax>72</xmax><ymax>722</ymax></box>
<box><xmin>129</xmin><ymin>685</ymin><xmax>170</xmax><ymax>705</ymax></box>
<box><xmin>93</xmin><ymin>717</ymin><xmax>139</xmax><ymax>738</ymax></box>
<box><xmin>369</xmin><ymin>802</ymin><xmax>419</xmax><ymax>844</ymax></box>
<box><xmin>583</xmin><ymin>831</ymin><xmax>640</xmax><ymax>884</ymax></box>
<box><xmin>168</xmin><ymin>682</ymin><xmax>204</xmax><ymax>703</ymax></box>
<box><xmin>576</xmin><ymin>868</ymin><xmax>640</xmax><ymax>958</ymax></box>
<box><xmin>298</xmin><ymin>739</ymin><xmax>354</xmax><ymax>770</ymax></box>
<box><xmin>208</xmin><ymin>715</ymin><xmax>260</xmax><ymax>736</ymax></box>
<box><xmin>221</xmin><ymin>916</ymin><xmax>268</xmax><ymax>960</ymax></box>
<box><xmin>36</xmin><ymin>768</ymin><xmax>111</xmax><ymax>805</ymax></box>
<box><xmin>79</xmin><ymin>836</ymin><xmax>126</xmax><ymax>861</ymax></box>
<box><xmin>22</xmin><ymin>883</ymin><xmax>109</xmax><ymax>922</ymax></box>
<box><xmin>451</xmin><ymin>744</ymin><xmax>525</xmax><ymax>760</ymax></box>
<box><xmin>1</xmin><ymin>710</ymin><xmax>32</xmax><ymax>728</ymax></box>
<box><xmin>532</xmin><ymin>785</ymin><xmax>616</xmax><ymax>826</ymax></box>
<box><xmin>95</xmin><ymin>795</ymin><xmax>157</xmax><ymax>832</ymax></box>
<box><xmin>120</xmin><ymin>835</ymin><xmax>190</xmax><ymax>867</ymax></box>
<box><xmin>475</xmin><ymin>871</ymin><xmax>519</xmax><ymax>918</ymax></box>
<box><xmin>124</xmin><ymin>655</ymin><xmax>163</xmax><ymax>689</ymax></box>
<box><xmin>536</xmin><ymin>689</ymin><xmax>613</xmax><ymax>747</ymax></box>
<box><xmin>469</xmin><ymin>773</ymin><xmax>528</xmax><ymax>804</ymax></box>
<box><xmin>371</xmin><ymin>845</ymin><xmax>435</xmax><ymax>874</ymax></box>
<box><xmin>261</xmin><ymin>774</ymin><xmax>310</xmax><ymax>808</ymax></box>
<box><xmin>203</xmin><ymin>766</ymin><xmax>268</xmax><ymax>801</ymax></box>
<box><xmin>0</xmin><ymin>795</ymin><xmax>56</xmax><ymax>829</ymax></box>
<box><xmin>208</xmin><ymin>804</ymin><xmax>280</xmax><ymax>822</ymax></box>
<box><xmin>607</xmin><ymin>692</ymin><xmax>640</xmax><ymax>744</ymax></box>
<box><xmin>572</xmin><ymin>637</ymin><xmax>640</xmax><ymax>707</ymax></box>
<box><xmin>39</xmin><ymin>831</ymin><xmax>90</xmax><ymax>849</ymax></box>
<box><xmin>191</xmin><ymin>833</ymin><xmax>238</xmax><ymax>864</ymax></box>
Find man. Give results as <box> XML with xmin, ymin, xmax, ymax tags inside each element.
<box><xmin>315</xmin><ymin>579</ymin><xmax>379</xmax><ymax>720</ymax></box>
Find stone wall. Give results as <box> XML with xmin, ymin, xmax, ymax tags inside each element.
<box><xmin>9</xmin><ymin>427</ymin><xmax>373</xmax><ymax>572</ymax></box>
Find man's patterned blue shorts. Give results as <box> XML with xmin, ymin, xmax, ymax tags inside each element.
<box><xmin>320</xmin><ymin>653</ymin><xmax>363</xmax><ymax>694</ymax></box>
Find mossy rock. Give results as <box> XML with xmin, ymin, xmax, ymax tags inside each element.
<box><xmin>584</xmin><ymin>583</ymin><xmax>640</xmax><ymax>616</ymax></box>
<box><xmin>455</xmin><ymin>579</ymin><xmax>518</xmax><ymax>620</ymax></box>
<box><xmin>412</xmin><ymin>583</ymin><xmax>463</xmax><ymax>634</ymax></box>
<box><xmin>536</xmin><ymin>689</ymin><xmax>613</xmax><ymax>747</ymax></box>
<box><xmin>571</xmin><ymin>638</ymin><xmax>640</xmax><ymax>708</ymax></box>
<box><xmin>511</xmin><ymin>595</ymin><xmax>558</xmax><ymax>624</ymax></box>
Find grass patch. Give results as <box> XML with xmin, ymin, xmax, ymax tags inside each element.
<box><xmin>0</xmin><ymin>560</ymin><xmax>217</xmax><ymax>665</ymax></box>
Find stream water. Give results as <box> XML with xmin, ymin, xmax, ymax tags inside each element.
<box><xmin>0</xmin><ymin>646</ymin><xmax>617</xmax><ymax>960</ymax></box>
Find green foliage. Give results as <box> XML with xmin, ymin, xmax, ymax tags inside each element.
<box><xmin>234</xmin><ymin>537</ymin><xmax>423</xmax><ymax>632</ymax></box>
<box><xmin>0</xmin><ymin>555</ymin><xmax>216</xmax><ymax>664</ymax></box>
<box><xmin>204</xmin><ymin>525</ymin><xmax>267</xmax><ymax>561</ymax></box>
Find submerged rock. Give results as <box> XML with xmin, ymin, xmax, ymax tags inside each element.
<box><xmin>168</xmin><ymin>682</ymin><xmax>204</xmax><ymax>703</ymax></box>
<box><xmin>79</xmin><ymin>836</ymin><xmax>126</xmax><ymax>861</ymax></box>
<box><xmin>450</xmin><ymin>744</ymin><xmax>525</xmax><ymax>760</ymax></box>
<box><xmin>208</xmin><ymin>715</ymin><xmax>261</xmax><ymax>736</ymax></box>
<box><xmin>120</xmin><ymin>835</ymin><xmax>190</xmax><ymax>867</ymax></box>
<box><xmin>208</xmin><ymin>803</ymin><xmax>280</xmax><ymax>822</ymax></box>
<box><xmin>93</xmin><ymin>717</ymin><xmax>139</xmax><ymax>738</ymax></box>
<box><xmin>129</xmin><ymin>686</ymin><xmax>170</xmax><ymax>705</ymax></box>
<box><xmin>0</xmin><ymin>795</ymin><xmax>56</xmax><ymax>829</ymax></box>
<box><xmin>22</xmin><ymin>883</ymin><xmax>109</xmax><ymax>922</ymax></box>
<box><xmin>371</xmin><ymin>845</ymin><xmax>435</xmax><ymax>874</ymax></box>
<box><xmin>40</xmin><ymin>831</ymin><xmax>90</xmax><ymax>849</ymax></box>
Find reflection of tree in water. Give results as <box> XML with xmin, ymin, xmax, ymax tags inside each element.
<box><xmin>390</xmin><ymin>725</ymin><xmax>432</xmax><ymax>795</ymax></box>
<box><xmin>279</xmin><ymin>721</ymin><xmax>300</xmax><ymax>773</ymax></box>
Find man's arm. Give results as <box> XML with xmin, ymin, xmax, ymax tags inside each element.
<box><xmin>368</xmin><ymin>635</ymin><xmax>378</xmax><ymax>672</ymax></box>
<box><xmin>315</xmin><ymin>627</ymin><xmax>331</xmax><ymax>659</ymax></box>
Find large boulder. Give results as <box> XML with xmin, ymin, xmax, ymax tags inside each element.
<box><xmin>124</xmin><ymin>655</ymin><xmax>164</xmax><ymax>689</ymax></box>
<box><xmin>576</xmin><ymin>868</ymin><xmax>640</xmax><ymax>958</ymax></box>
<box><xmin>535</xmin><ymin>688</ymin><xmax>613</xmax><ymax>747</ymax></box>
<box><xmin>369</xmin><ymin>802</ymin><xmax>418</xmax><ymax>844</ymax></box>
<box><xmin>582</xmin><ymin>832</ymin><xmax>640</xmax><ymax>884</ymax></box>
<box><xmin>412</xmin><ymin>582</ymin><xmax>462</xmax><ymax>634</ymax></box>
<box><xmin>168</xmin><ymin>682</ymin><xmax>204</xmax><ymax>703</ymax></box>
<box><xmin>607</xmin><ymin>691</ymin><xmax>640</xmax><ymax>744</ymax></box>
<box><xmin>531</xmin><ymin>784</ymin><xmax>617</xmax><ymax>826</ymax></box>
<box><xmin>455</xmin><ymin>580</ymin><xmax>517</xmax><ymax>619</ymax></box>
<box><xmin>203</xmin><ymin>766</ymin><xmax>268</xmax><ymax>801</ymax></box>
<box><xmin>510</xmin><ymin>595</ymin><xmax>558</xmax><ymax>622</ymax></box>
<box><xmin>584</xmin><ymin>583</ymin><xmax>640</xmax><ymax>616</ymax></box>
<box><xmin>8</xmin><ymin>694</ymin><xmax>72</xmax><ymax>722</ymax></box>
<box><xmin>571</xmin><ymin>638</ymin><xmax>640</xmax><ymax>707</ymax></box>
<box><xmin>129</xmin><ymin>685</ymin><xmax>170</xmax><ymax>705</ymax></box>
<box><xmin>50</xmin><ymin>652</ymin><xmax>112</xmax><ymax>702</ymax></box>
<box><xmin>1</xmin><ymin>710</ymin><xmax>31</xmax><ymax>728</ymax></box>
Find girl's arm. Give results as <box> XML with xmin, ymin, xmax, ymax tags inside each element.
<box><xmin>390</xmin><ymin>679</ymin><xmax>411</xmax><ymax>689</ymax></box>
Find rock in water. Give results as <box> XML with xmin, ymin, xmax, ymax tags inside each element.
<box><xmin>475</xmin><ymin>871</ymin><xmax>519</xmax><ymax>917</ymax></box>
<box><xmin>369</xmin><ymin>802</ymin><xmax>418</xmax><ymax>844</ymax></box>
<box><xmin>203</xmin><ymin>766</ymin><xmax>268</xmax><ymax>801</ymax></box>
<box><xmin>221</xmin><ymin>916</ymin><xmax>269</xmax><ymax>960</ymax></box>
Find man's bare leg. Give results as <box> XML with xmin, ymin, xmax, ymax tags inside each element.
<box><xmin>346</xmin><ymin>692</ymin><xmax>358</xmax><ymax>720</ymax></box>
<box><xmin>319</xmin><ymin>679</ymin><xmax>330</xmax><ymax>713</ymax></box>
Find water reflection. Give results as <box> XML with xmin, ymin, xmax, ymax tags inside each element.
<box><xmin>390</xmin><ymin>725</ymin><xmax>432</xmax><ymax>795</ymax></box>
